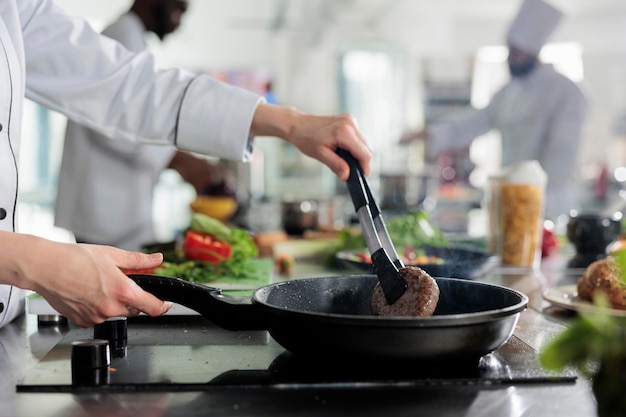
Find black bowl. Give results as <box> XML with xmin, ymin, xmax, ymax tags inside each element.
<box><xmin>567</xmin><ymin>212</ymin><xmax>621</xmax><ymax>254</ymax></box>
<box><xmin>566</xmin><ymin>211</ymin><xmax>622</xmax><ymax>268</ymax></box>
<box><xmin>336</xmin><ymin>245</ymin><xmax>499</xmax><ymax>280</ymax></box>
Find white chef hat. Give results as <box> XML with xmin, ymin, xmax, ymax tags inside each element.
<box><xmin>506</xmin><ymin>0</ymin><xmax>563</xmax><ymax>56</ymax></box>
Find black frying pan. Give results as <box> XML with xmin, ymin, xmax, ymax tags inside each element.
<box><xmin>129</xmin><ymin>274</ymin><xmax>527</xmax><ymax>363</ymax></box>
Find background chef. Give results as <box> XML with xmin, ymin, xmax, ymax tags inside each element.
<box><xmin>401</xmin><ymin>0</ymin><xmax>588</xmax><ymax>220</ymax></box>
<box><xmin>54</xmin><ymin>0</ymin><xmax>230</xmax><ymax>252</ymax></box>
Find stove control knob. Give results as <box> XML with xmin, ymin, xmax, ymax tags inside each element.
<box><xmin>71</xmin><ymin>339</ymin><xmax>110</xmax><ymax>386</ymax></box>
<box><xmin>94</xmin><ymin>316</ymin><xmax>128</xmax><ymax>358</ymax></box>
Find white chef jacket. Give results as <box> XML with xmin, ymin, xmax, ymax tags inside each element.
<box><xmin>428</xmin><ymin>63</ymin><xmax>588</xmax><ymax>219</ymax></box>
<box><xmin>0</xmin><ymin>0</ymin><xmax>262</xmax><ymax>328</ymax></box>
<box><xmin>55</xmin><ymin>12</ymin><xmax>178</xmax><ymax>251</ymax></box>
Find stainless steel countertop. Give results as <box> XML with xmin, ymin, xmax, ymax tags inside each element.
<box><xmin>0</xmin><ymin>254</ymin><xmax>601</xmax><ymax>417</ymax></box>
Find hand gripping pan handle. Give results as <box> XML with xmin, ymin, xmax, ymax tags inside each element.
<box><xmin>128</xmin><ymin>274</ymin><xmax>269</xmax><ymax>330</ymax></box>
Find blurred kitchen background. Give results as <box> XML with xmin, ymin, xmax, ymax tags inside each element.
<box><xmin>19</xmin><ymin>0</ymin><xmax>626</xmax><ymax>242</ymax></box>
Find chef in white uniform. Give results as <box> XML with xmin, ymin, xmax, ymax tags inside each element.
<box><xmin>402</xmin><ymin>0</ymin><xmax>588</xmax><ymax>219</ymax></box>
<box><xmin>0</xmin><ymin>0</ymin><xmax>372</xmax><ymax>328</ymax></box>
<box><xmin>55</xmin><ymin>0</ymin><xmax>223</xmax><ymax>252</ymax></box>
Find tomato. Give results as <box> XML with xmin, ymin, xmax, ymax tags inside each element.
<box><xmin>183</xmin><ymin>230</ymin><xmax>232</xmax><ymax>263</ymax></box>
<box><xmin>541</xmin><ymin>227</ymin><xmax>559</xmax><ymax>258</ymax></box>
<box><xmin>357</xmin><ymin>252</ymin><xmax>372</xmax><ymax>263</ymax></box>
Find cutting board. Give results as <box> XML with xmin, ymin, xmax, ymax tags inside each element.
<box><xmin>27</xmin><ymin>258</ymin><xmax>273</xmax><ymax>316</ymax></box>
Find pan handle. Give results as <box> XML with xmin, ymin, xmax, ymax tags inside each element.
<box><xmin>128</xmin><ymin>274</ymin><xmax>270</xmax><ymax>331</ymax></box>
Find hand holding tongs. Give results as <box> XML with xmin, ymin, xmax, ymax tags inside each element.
<box><xmin>337</xmin><ymin>149</ymin><xmax>407</xmax><ymax>304</ymax></box>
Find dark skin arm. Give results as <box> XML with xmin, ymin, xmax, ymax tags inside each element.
<box><xmin>167</xmin><ymin>151</ymin><xmax>227</xmax><ymax>195</ymax></box>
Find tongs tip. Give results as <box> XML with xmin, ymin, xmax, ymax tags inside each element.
<box><xmin>371</xmin><ymin>249</ymin><xmax>407</xmax><ymax>305</ymax></box>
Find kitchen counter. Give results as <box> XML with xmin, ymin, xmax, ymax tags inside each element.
<box><xmin>0</xmin><ymin>255</ymin><xmax>601</xmax><ymax>417</ymax></box>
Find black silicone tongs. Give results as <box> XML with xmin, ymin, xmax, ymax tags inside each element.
<box><xmin>337</xmin><ymin>148</ymin><xmax>407</xmax><ymax>304</ymax></box>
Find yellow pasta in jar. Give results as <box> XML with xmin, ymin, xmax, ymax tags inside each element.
<box><xmin>498</xmin><ymin>183</ymin><xmax>543</xmax><ymax>267</ymax></box>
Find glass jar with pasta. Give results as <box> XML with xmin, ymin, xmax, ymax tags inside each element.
<box><xmin>486</xmin><ymin>161</ymin><xmax>546</xmax><ymax>269</ymax></box>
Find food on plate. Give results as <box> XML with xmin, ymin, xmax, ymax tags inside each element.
<box><xmin>371</xmin><ymin>266</ymin><xmax>440</xmax><ymax>317</ymax></box>
<box><xmin>577</xmin><ymin>257</ymin><xmax>626</xmax><ymax>309</ymax></box>
<box><xmin>346</xmin><ymin>248</ymin><xmax>444</xmax><ymax>266</ymax></box>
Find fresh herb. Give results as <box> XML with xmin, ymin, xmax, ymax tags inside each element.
<box><xmin>385</xmin><ymin>211</ymin><xmax>448</xmax><ymax>249</ymax></box>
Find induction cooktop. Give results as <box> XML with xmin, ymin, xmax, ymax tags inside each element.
<box><xmin>17</xmin><ymin>316</ymin><xmax>576</xmax><ymax>393</ymax></box>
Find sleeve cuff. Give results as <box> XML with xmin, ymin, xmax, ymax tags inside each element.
<box><xmin>175</xmin><ymin>75</ymin><xmax>263</xmax><ymax>162</ymax></box>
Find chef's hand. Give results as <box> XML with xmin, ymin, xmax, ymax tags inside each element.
<box><xmin>250</xmin><ymin>103</ymin><xmax>372</xmax><ymax>180</ymax></box>
<box><xmin>399</xmin><ymin>128</ymin><xmax>441</xmax><ymax>162</ymax></box>
<box><xmin>1</xmin><ymin>231</ymin><xmax>171</xmax><ymax>327</ymax></box>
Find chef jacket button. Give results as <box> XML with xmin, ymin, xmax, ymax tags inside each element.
<box><xmin>0</xmin><ymin>208</ymin><xmax>5</xmax><ymax>220</ymax></box>
<box><xmin>0</xmin><ymin>302</ymin><xmax>4</xmax><ymax>313</ymax></box>
<box><xmin>0</xmin><ymin>123</ymin><xmax>3</xmax><ymax>132</ymax></box>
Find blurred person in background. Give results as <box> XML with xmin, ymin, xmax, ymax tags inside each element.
<box><xmin>401</xmin><ymin>0</ymin><xmax>588</xmax><ymax>220</ymax></box>
<box><xmin>55</xmin><ymin>0</ymin><xmax>230</xmax><ymax>252</ymax></box>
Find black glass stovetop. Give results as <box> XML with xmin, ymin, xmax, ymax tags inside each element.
<box><xmin>17</xmin><ymin>316</ymin><xmax>575</xmax><ymax>393</ymax></box>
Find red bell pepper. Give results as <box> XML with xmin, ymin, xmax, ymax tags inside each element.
<box><xmin>541</xmin><ymin>227</ymin><xmax>559</xmax><ymax>258</ymax></box>
<box><xmin>183</xmin><ymin>230</ymin><xmax>232</xmax><ymax>263</ymax></box>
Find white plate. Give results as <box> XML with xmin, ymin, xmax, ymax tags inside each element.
<box><xmin>542</xmin><ymin>285</ymin><xmax>626</xmax><ymax>317</ymax></box>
